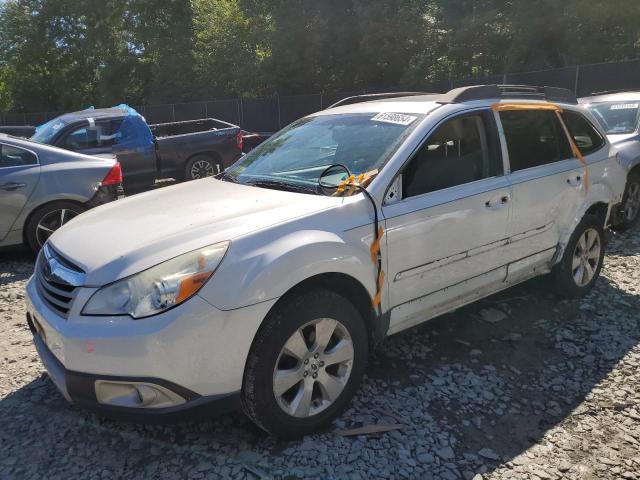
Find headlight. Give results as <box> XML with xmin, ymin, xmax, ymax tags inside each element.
<box><xmin>82</xmin><ymin>242</ymin><xmax>229</xmax><ymax>319</ymax></box>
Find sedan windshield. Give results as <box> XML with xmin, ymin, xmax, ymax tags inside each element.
<box><xmin>224</xmin><ymin>112</ymin><xmax>423</xmax><ymax>191</ymax></box>
<box><xmin>588</xmin><ymin>102</ymin><xmax>640</xmax><ymax>134</ymax></box>
<box><xmin>31</xmin><ymin>117</ymin><xmax>67</xmax><ymax>144</ymax></box>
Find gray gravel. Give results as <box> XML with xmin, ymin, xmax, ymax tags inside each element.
<box><xmin>1</xmin><ymin>227</ymin><xmax>639</xmax><ymax>480</ymax></box>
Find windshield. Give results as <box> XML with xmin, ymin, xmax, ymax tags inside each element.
<box><xmin>588</xmin><ymin>102</ymin><xmax>640</xmax><ymax>135</ymax></box>
<box><xmin>31</xmin><ymin>117</ymin><xmax>67</xmax><ymax>144</ymax></box>
<box><xmin>224</xmin><ymin>112</ymin><xmax>423</xmax><ymax>191</ymax></box>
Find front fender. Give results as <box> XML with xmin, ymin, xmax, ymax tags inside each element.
<box><xmin>200</xmin><ymin>229</ymin><xmax>377</xmax><ymax>311</ymax></box>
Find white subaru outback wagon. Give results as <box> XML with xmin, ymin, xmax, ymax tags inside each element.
<box><xmin>26</xmin><ymin>85</ymin><xmax>626</xmax><ymax>437</ymax></box>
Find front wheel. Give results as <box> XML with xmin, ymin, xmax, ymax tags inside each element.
<box><xmin>184</xmin><ymin>154</ymin><xmax>221</xmax><ymax>181</ymax></box>
<box><xmin>551</xmin><ymin>215</ymin><xmax>605</xmax><ymax>298</ymax></box>
<box><xmin>25</xmin><ymin>201</ymin><xmax>86</xmax><ymax>253</ymax></box>
<box><xmin>241</xmin><ymin>289</ymin><xmax>368</xmax><ymax>438</ymax></box>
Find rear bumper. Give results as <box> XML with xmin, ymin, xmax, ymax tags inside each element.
<box><xmin>87</xmin><ymin>184</ymin><xmax>124</xmax><ymax>208</ymax></box>
<box><xmin>28</xmin><ymin>316</ymin><xmax>240</xmax><ymax>421</ymax></box>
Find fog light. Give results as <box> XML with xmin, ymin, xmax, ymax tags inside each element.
<box><xmin>95</xmin><ymin>381</ymin><xmax>186</xmax><ymax>409</ymax></box>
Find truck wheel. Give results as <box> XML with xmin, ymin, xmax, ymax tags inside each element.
<box><xmin>551</xmin><ymin>214</ymin><xmax>605</xmax><ymax>299</ymax></box>
<box><xmin>25</xmin><ymin>201</ymin><xmax>86</xmax><ymax>253</ymax></box>
<box><xmin>185</xmin><ymin>154</ymin><xmax>220</xmax><ymax>181</ymax></box>
<box><xmin>614</xmin><ymin>172</ymin><xmax>640</xmax><ymax>231</ymax></box>
<box><xmin>241</xmin><ymin>288</ymin><xmax>368</xmax><ymax>438</ymax></box>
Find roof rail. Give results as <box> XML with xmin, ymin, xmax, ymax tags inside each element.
<box><xmin>327</xmin><ymin>92</ymin><xmax>434</xmax><ymax>109</ymax></box>
<box><xmin>439</xmin><ymin>84</ymin><xmax>578</xmax><ymax>105</ymax></box>
<box><xmin>588</xmin><ymin>88</ymin><xmax>640</xmax><ymax>96</ymax></box>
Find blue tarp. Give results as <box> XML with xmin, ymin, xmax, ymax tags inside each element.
<box><xmin>113</xmin><ymin>104</ymin><xmax>154</xmax><ymax>153</ymax></box>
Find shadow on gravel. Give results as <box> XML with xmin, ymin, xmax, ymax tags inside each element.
<box><xmin>1</xmin><ymin>243</ymin><xmax>639</xmax><ymax>478</ymax></box>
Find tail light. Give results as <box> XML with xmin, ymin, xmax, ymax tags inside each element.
<box><xmin>102</xmin><ymin>162</ymin><xmax>123</xmax><ymax>186</ymax></box>
<box><xmin>236</xmin><ymin>130</ymin><xmax>243</xmax><ymax>152</ymax></box>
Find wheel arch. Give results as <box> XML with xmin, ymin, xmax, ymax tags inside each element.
<box><xmin>184</xmin><ymin>151</ymin><xmax>222</xmax><ymax>174</ymax></box>
<box><xmin>21</xmin><ymin>197</ymin><xmax>87</xmax><ymax>246</ymax></box>
<box><xmin>266</xmin><ymin>272</ymin><xmax>387</xmax><ymax>350</ymax></box>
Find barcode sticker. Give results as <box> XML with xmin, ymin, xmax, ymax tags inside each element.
<box><xmin>610</xmin><ymin>103</ymin><xmax>639</xmax><ymax>110</ymax></box>
<box><xmin>372</xmin><ymin>112</ymin><xmax>418</xmax><ymax>126</ymax></box>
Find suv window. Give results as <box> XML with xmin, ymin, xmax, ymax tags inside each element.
<box><xmin>62</xmin><ymin>119</ymin><xmax>123</xmax><ymax>150</ymax></box>
<box><xmin>561</xmin><ymin>111</ymin><xmax>606</xmax><ymax>155</ymax></box>
<box><xmin>403</xmin><ymin>113</ymin><xmax>497</xmax><ymax>198</ymax></box>
<box><xmin>500</xmin><ymin>110</ymin><xmax>572</xmax><ymax>172</ymax></box>
<box><xmin>0</xmin><ymin>144</ymin><xmax>38</xmax><ymax>168</ymax></box>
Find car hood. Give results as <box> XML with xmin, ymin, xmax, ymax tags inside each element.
<box><xmin>607</xmin><ymin>133</ymin><xmax>639</xmax><ymax>145</ymax></box>
<box><xmin>49</xmin><ymin>178</ymin><xmax>340</xmax><ymax>286</ymax></box>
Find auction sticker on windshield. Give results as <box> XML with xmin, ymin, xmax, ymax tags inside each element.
<box><xmin>610</xmin><ymin>104</ymin><xmax>639</xmax><ymax>110</ymax></box>
<box><xmin>372</xmin><ymin>112</ymin><xmax>418</xmax><ymax>126</ymax></box>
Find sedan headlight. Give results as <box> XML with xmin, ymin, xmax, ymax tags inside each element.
<box><xmin>82</xmin><ymin>242</ymin><xmax>229</xmax><ymax>319</ymax></box>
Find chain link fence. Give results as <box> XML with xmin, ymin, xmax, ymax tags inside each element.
<box><xmin>2</xmin><ymin>59</ymin><xmax>640</xmax><ymax>133</ymax></box>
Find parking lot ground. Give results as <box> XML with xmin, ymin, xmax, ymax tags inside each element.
<box><xmin>1</xmin><ymin>228</ymin><xmax>639</xmax><ymax>480</ymax></box>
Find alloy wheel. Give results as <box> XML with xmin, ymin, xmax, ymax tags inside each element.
<box><xmin>571</xmin><ymin>228</ymin><xmax>601</xmax><ymax>287</ymax></box>
<box><xmin>36</xmin><ymin>209</ymin><xmax>79</xmax><ymax>248</ymax></box>
<box><xmin>273</xmin><ymin>318</ymin><xmax>354</xmax><ymax>418</ymax></box>
<box><xmin>624</xmin><ymin>181</ymin><xmax>640</xmax><ymax>223</ymax></box>
<box><xmin>190</xmin><ymin>160</ymin><xmax>216</xmax><ymax>179</ymax></box>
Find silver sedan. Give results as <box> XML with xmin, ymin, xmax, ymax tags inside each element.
<box><xmin>0</xmin><ymin>134</ymin><xmax>122</xmax><ymax>252</ymax></box>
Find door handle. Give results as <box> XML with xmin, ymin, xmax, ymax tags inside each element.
<box><xmin>0</xmin><ymin>182</ymin><xmax>26</xmax><ymax>191</ymax></box>
<box><xmin>485</xmin><ymin>194</ymin><xmax>510</xmax><ymax>209</ymax></box>
<box><xmin>567</xmin><ymin>175</ymin><xmax>582</xmax><ymax>187</ymax></box>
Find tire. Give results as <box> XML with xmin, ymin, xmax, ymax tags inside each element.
<box><xmin>184</xmin><ymin>154</ymin><xmax>221</xmax><ymax>181</ymax></box>
<box><xmin>613</xmin><ymin>172</ymin><xmax>640</xmax><ymax>231</ymax></box>
<box><xmin>25</xmin><ymin>201</ymin><xmax>87</xmax><ymax>253</ymax></box>
<box><xmin>241</xmin><ymin>288</ymin><xmax>368</xmax><ymax>438</ymax></box>
<box><xmin>551</xmin><ymin>214</ymin><xmax>605</xmax><ymax>298</ymax></box>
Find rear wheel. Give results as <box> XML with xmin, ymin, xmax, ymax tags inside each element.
<box><xmin>184</xmin><ymin>154</ymin><xmax>220</xmax><ymax>181</ymax></box>
<box><xmin>241</xmin><ymin>289</ymin><xmax>368</xmax><ymax>438</ymax></box>
<box><xmin>25</xmin><ymin>201</ymin><xmax>86</xmax><ymax>253</ymax></box>
<box><xmin>614</xmin><ymin>172</ymin><xmax>640</xmax><ymax>231</ymax></box>
<box><xmin>551</xmin><ymin>215</ymin><xmax>605</xmax><ymax>298</ymax></box>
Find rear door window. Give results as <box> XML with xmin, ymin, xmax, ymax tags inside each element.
<box><xmin>560</xmin><ymin>111</ymin><xmax>606</xmax><ymax>155</ymax></box>
<box><xmin>500</xmin><ymin>110</ymin><xmax>572</xmax><ymax>172</ymax></box>
<box><xmin>0</xmin><ymin>144</ymin><xmax>38</xmax><ymax>168</ymax></box>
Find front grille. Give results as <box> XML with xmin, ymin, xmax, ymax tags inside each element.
<box><xmin>35</xmin><ymin>245</ymin><xmax>84</xmax><ymax>318</ymax></box>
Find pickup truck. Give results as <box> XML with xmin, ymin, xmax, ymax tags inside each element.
<box><xmin>30</xmin><ymin>106</ymin><xmax>244</xmax><ymax>190</ymax></box>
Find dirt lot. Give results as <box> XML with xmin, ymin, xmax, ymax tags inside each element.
<box><xmin>1</xmin><ymin>227</ymin><xmax>639</xmax><ymax>480</ymax></box>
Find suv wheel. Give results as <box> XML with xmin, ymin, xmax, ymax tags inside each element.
<box><xmin>25</xmin><ymin>201</ymin><xmax>86</xmax><ymax>253</ymax></box>
<box><xmin>614</xmin><ymin>172</ymin><xmax>640</xmax><ymax>231</ymax></box>
<box><xmin>552</xmin><ymin>215</ymin><xmax>605</xmax><ymax>298</ymax></box>
<box><xmin>242</xmin><ymin>289</ymin><xmax>368</xmax><ymax>438</ymax></box>
<box><xmin>185</xmin><ymin>154</ymin><xmax>220</xmax><ymax>181</ymax></box>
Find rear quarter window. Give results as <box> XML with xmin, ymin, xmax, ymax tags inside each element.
<box><xmin>560</xmin><ymin>111</ymin><xmax>606</xmax><ymax>156</ymax></box>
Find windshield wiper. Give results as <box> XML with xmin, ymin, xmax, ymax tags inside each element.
<box><xmin>246</xmin><ymin>179</ymin><xmax>320</xmax><ymax>195</ymax></box>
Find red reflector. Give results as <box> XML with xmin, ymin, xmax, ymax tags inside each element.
<box><xmin>102</xmin><ymin>162</ymin><xmax>123</xmax><ymax>186</ymax></box>
<box><xmin>236</xmin><ymin>130</ymin><xmax>243</xmax><ymax>151</ymax></box>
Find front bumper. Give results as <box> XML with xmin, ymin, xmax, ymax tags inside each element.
<box><xmin>28</xmin><ymin>319</ymin><xmax>239</xmax><ymax>420</ymax></box>
<box><xmin>25</xmin><ymin>275</ymin><xmax>277</xmax><ymax>418</ymax></box>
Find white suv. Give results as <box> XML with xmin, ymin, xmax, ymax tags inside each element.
<box><xmin>26</xmin><ymin>85</ymin><xmax>626</xmax><ymax>437</ymax></box>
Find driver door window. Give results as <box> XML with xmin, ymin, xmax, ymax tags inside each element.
<box><xmin>402</xmin><ymin>113</ymin><xmax>498</xmax><ymax>198</ymax></box>
<box><xmin>62</xmin><ymin>119</ymin><xmax>123</xmax><ymax>151</ymax></box>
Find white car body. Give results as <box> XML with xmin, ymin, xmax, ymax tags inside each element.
<box><xmin>26</xmin><ymin>86</ymin><xmax>627</xmax><ymax>426</ymax></box>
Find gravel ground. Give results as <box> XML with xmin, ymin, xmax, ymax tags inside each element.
<box><xmin>1</xmin><ymin>227</ymin><xmax>639</xmax><ymax>480</ymax></box>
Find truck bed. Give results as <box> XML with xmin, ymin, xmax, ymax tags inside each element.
<box><xmin>150</xmin><ymin>118</ymin><xmax>238</xmax><ymax>138</ymax></box>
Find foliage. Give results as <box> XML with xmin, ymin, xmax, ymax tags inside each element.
<box><xmin>0</xmin><ymin>0</ymin><xmax>638</xmax><ymax>112</ymax></box>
